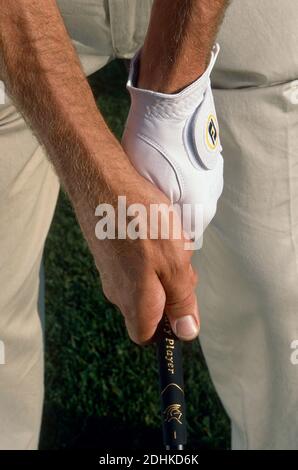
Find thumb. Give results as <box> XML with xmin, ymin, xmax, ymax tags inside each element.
<box><xmin>161</xmin><ymin>264</ymin><xmax>200</xmax><ymax>341</ymax></box>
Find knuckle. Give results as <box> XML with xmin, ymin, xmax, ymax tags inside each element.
<box><xmin>165</xmin><ymin>256</ymin><xmax>194</xmax><ymax>287</ymax></box>
<box><xmin>166</xmin><ymin>289</ymin><xmax>195</xmax><ymax>309</ymax></box>
<box><xmin>166</xmin><ymin>257</ymin><xmax>186</xmax><ymax>280</ymax></box>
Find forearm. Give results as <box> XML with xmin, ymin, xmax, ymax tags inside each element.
<box><xmin>139</xmin><ymin>0</ymin><xmax>230</xmax><ymax>93</ymax></box>
<box><xmin>0</xmin><ymin>0</ymin><xmax>131</xmax><ymax>212</ymax></box>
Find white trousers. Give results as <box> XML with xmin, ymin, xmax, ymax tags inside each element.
<box><xmin>195</xmin><ymin>1</ymin><xmax>298</xmax><ymax>449</ymax></box>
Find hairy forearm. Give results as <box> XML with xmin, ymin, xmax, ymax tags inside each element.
<box><xmin>139</xmin><ymin>0</ymin><xmax>230</xmax><ymax>93</ymax></box>
<box><xmin>0</xmin><ymin>0</ymin><xmax>131</xmax><ymax>211</ymax></box>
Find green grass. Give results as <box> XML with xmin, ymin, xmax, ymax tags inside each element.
<box><xmin>40</xmin><ymin>60</ymin><xmax>230</xmax><ymax>450</ymax></box>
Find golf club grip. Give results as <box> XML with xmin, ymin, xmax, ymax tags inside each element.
<box><xmin>156</xmin><ymin>315</ymin><xmax>187</xmax><ymax>450</ymax></box>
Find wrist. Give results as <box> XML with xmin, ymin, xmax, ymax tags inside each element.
<box><xmin>136</xmin><ymin>0</ymin><xmax>228</xmax><ymax>94</ymax></box>
<box><xmin>138</xmin><ymin>49</ymin><xmax>209</xmax><ymax>94</ymax></box>
<box><xmin>128</xmin><ymin>44</ymin><xmax>219</xmax><ymax>109</ymax></box>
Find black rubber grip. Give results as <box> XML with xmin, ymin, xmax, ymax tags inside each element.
<box><xmin>156</xmin><ymin>315</ymin><xmax>187</xmax><ymax>450</ymax></box>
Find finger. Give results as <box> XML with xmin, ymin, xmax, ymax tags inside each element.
<box><xmin>161</xmin><ymin>263</ymin><xmax>200</xmax><ymax>341</ymax></box>
<box><xmin>124</xmin><ymin>273</ymin><xmax>166</xmax><ymax>345</ymax></box>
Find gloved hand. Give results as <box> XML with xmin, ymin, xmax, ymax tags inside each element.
<box><xmin>122</xmin><ymin>44</ymin><xmax>223</xmax><ymax>249</ymax></box>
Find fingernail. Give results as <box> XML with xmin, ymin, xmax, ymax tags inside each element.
<box><xmin>174</xmin><ymin>315</ymin><xmax>199</xmax><ymax>340</ymax></box>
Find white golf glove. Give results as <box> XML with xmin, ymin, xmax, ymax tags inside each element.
<box><xmin>122</xmin><ymin>44</ymin><xmax>223</xmax><ymax>248</ymax></box>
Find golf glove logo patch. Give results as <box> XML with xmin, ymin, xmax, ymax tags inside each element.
<box><xmin>206</xmin><ymin>115</ymin><xmax>218</xmax><ymax>150</ymax></box>
<box><xmin>122</xmin><ymin>44</ymin><xmax>223</xmax><ymax>245</ymax></box>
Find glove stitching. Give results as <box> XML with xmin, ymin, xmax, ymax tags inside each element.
<box><xmin>134</xmin><ymin>93</ymin><xmax>206</xmax><ymax>121</ymax></box>
<box><xmin>135</xmin><ymin>131</ymin><xmax>185</xmax><ymax>204</ymax></box>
